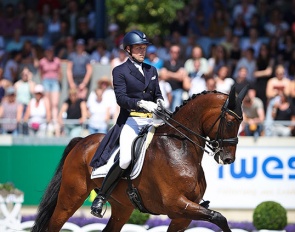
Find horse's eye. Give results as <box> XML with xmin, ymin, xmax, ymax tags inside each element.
<box><xmin>227</xmin><ymin>121</ymin><xmax>234</xmax><ymax>128</ymax></box>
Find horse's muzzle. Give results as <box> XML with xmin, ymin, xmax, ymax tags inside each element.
<box><xmin>214</xmin><ymin>150</ymin><xmax>235</xmax><ymax>165</ymax></box>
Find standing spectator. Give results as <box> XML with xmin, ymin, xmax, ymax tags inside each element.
<box><xmin>2</xmin><ymin>51</ymin><xmax>22</xmax><ymax>87</ymax></box>
<box><xmin>144</xmin><ymin>45</ymin><xmax>164</xmax><ymax>71</ymax></box>
<box><xmin>188</xmin><ymin>58</ymin><xmax>206</xmax><ymax>96</ymax></box>
<box><xmin>233</xmin><ymin>47</ymin><xmax>256</xmax><ymax>84</ymax></box>
<box><xmin>160</xmin><ymin>44</ymin><xmax>189</xmax><ymax>111</ymax></box>
<box><xmin>241</xmin><ymin>87</ymin><xmax>265</xmax><ymax>138</ymax></box>
<box><xmin>215</xmin><ymin>65</ymin><xmax>234</xmax><ymax>94</ymax></box>
<box><xmin>184</xmin><ymin>45</ymin><xmax>209</xmax><ymax>75</ymax></box>
<box><xmin>271</xmin><ymin>92</ymin><xmax>295</xmax><ymax>137</ymax></box>
<box><xmin>232</xmin><ymin>0</ymin><xmax>257</xmax><ymax>28</ymax></box>
<box><xmin>23</xmin><ymin>84</ymin><xmax>51</xmax><ymax>136</ymax></box>
<box><xmin>57</xmin><ymin>88</ymin><xmax>87</xmax><ymax>137</ymax></box>
<box><xmin>14</xmin><ymin>66</ymin><xmax>35</xmax><ymax>113</ymax></box>
<box><xmin>0</xmin><ymin>86</ymin><xmax>23</xmax><ymax>135</ymax></box>
<box><xmin>87</xmin><ymin>87</ymin><xmax>111</xmax><ymax>134</ymax></box>
<box><xmin>67</xmin><ymin>39</ymin><xmax>92</xmax><ymax>99</ymax></box>
<box><xmin>254</xmin><ymin>43</ymin><xmax>275</xmax><ymax>112</ymax></box>
<box><xmin>36</xmin><ymin>46</ymin><xmax>62</xmax><ymax>123</ymax></box>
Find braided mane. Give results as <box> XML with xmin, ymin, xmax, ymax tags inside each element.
<box><xmin>172</xmin><ymin>90</ymin><xmax>228</xmax><ymax>116</ymax></box>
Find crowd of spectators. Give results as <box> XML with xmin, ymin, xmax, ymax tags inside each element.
<box><xmin>0</xmin><ymin>0</ymin><xmax>295</xmax><ymax>138</ymax></box>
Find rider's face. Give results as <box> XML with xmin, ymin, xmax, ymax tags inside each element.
<box><xmin>128</xmin><ymin>44</ymin><xmax>147</xmax><ymax>62</ymax></box>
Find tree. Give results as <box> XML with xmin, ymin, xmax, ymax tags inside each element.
<box><xmin>106</xmin><ymin>0</ymin><xmax>185</xmax><ymax>38</ymax></box>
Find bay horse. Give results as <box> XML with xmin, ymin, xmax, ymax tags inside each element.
<box><xmin>32</xmin><ymin>86</ymin><xmax>248</xmax><ymax>232</ymax></box>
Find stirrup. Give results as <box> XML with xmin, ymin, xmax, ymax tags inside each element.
<box><xmin>91</xmin><ymin>204</ymin><xmax>107</xmax><ymax>218</ymax></box>
<box><xmin>90</xmin><ymin>197</ymin><xmax>107</xmax><ymax>218</ymax></box>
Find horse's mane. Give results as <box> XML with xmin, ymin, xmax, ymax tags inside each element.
<box><xmin>172</xmin><ymin>90</ymin><xmax>228</xmax><ymax>116</ymax></box>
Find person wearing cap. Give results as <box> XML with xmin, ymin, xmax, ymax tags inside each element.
<box><xmin>67</xmin><ymin>38</ymin><xmax>93</xmax><ymax>99</ymax></box>
<box><xmin>89</xmin><ymin>30</ymin><xmax>164</xmax><ymax>218</ymax></box>
<box><xmin>144</xmin><ymin>45</ymin><xmax>164</xmax><ymax>71</ymax></box>
<box><xmin>23</xmin><ymin>84</ymin><xmax>51</xmax><ymax>135</ymax></box>
<box><xmin>0</xmin><ymin>86</ymin><xmax>23</xmax><ymax>135</ymax></box>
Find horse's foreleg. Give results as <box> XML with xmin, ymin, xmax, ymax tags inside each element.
<box><xmin>102</xmin><ymin>198</ymin><xmax>134</xmax><ymax>232</ymax></box>
<box><xmin>48</xmin><ymin>176</ymin><xmax>94</xmax><ymax>231</ymax></box>
<box><xmin>168</xmin><ymin>218</ymin><xmax>192</xmax><ymax>232</ymax></box>
<box><xmin>166</xmin><ymin>197</ymin><xmax>231</xmax><ymax>232</ymax></box>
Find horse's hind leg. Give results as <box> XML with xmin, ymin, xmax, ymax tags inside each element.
<box><xmin>48</xmin><ymin>174</ymin><xmax>94</xmax><ymax>231</ymax></box>
<box><xmin>168</xmin><ymin>218</ymin><xmax>192</xmax><ymax>232</ymax></box>
<box><xmin>102</xmin><ymin>198</ymin><xmax>134</xmax><ymax>232</ymax></box>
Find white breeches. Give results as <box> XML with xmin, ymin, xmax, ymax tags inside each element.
<box><xmin>119</xmin><ymin>117</ymin><xmax>153</xmax><ymax>169</ymax></box>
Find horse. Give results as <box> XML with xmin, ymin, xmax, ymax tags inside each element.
<box><xmin>31</xmin><ymin>86</ymin><xmax>248</xmax><ymax>232</ymax></box>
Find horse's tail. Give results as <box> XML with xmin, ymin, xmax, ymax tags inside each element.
<box><xmin>31</xmin><ymin>137</ymin><xmax>83</xmax><ymax>232</ymax></box>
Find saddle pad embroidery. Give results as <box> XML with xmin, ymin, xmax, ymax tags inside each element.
<box><xmin>91</xmin><ymin>126</ymin><xmax>156</xmax><ymax>180</ymax></box>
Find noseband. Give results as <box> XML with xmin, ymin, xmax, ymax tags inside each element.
<box><xmin>155</xmin><ymin>98</ymin><xmax>243</xmax><ymax>155</ymax></box>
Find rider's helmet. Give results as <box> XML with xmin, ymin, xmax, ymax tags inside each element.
<box><xmin>122</xmin><ymin>30</ymin><xmax>151</xmax><ymax>50</ymax></box>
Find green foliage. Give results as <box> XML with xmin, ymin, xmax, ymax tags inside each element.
<box><xmin>128</xmin><ymin>209</ymin><xmax>150</xmax><ymax>225</ymax></box>
<box><xmin>253</xmin><ymin>201</ymin><xmax>287</xmax><ymax>230</ymax></box>
<box><xmin>106</xmin><ymin>0</ymin><xmax>185</xmax><ymax>37</ymax></box>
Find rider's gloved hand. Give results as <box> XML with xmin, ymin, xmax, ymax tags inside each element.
<box><xmin>157</xmin><ymin>99</ymin><xmax>165</xmax><ymax>110</ymax></box>
<box><xmin>137</xmin><ymin>100</ymin><xmax>157</xmax><ymax>113</ymax></box>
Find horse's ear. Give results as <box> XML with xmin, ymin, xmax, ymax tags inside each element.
<box><xmin>227</xmin><ymin>85</ymin><xmax>236</xmax><ymax>111</ymax></box>
<box><xmin>237</xmin><ymin>85</ymin><xmax>249</xmax><ymax>104</ymax></box>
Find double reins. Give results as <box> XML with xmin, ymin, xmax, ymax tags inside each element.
<box><xmin>154</xmin><ymin>98</ymin><xmax>242</xmax><ymax>156</ymax></box>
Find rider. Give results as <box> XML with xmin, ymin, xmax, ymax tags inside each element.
<box><xmin>90</xmin><ymin>30</ymin><xmax>164</xmax><ymax>217</ymax></box>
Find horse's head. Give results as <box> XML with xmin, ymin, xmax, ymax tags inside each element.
<box><xmin>205</xmin><ymin>85</ymin><xmax>248</xmax><ymax>165</ymax></box>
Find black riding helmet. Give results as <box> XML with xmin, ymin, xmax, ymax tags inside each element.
<box><xmin>122</xmin><ymin>30</ymin><xmax>151</xmax><ymax>64</ymax></box>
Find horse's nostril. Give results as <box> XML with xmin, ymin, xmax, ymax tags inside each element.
<box><xmin>224</xmin><ymin>158</ymin><xmax>233</xmax><ymax>164</ymax></box>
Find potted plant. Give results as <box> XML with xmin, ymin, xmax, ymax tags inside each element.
<box><xmin>253</xmin><ymin>201</ymin><xmax>287</xmax><ymax>232</ymax></box>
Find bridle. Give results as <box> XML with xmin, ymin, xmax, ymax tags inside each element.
<box><xmin>154</xmin><ymin>97</ymin><xmax>243</xmax><ymax>156</ymax></box>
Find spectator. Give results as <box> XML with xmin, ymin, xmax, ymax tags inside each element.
<box><xmin>184</xmin><ymin>45</ymin><xmax>209</xmax><ymax>75</ymax></box>
<box><xmin>6</xmin><ymin>29</ymin><xmax>23</xmax><ymax>53</ymax></box>
<box><xmin>286</xmin><ymin>48</ymin><xmax>295</xmax><ymax>80</ymax></box>
<box><xmin>67</xmin><ymin>39</ymin><xmax>92</xmax><ymax>99</ymax></box>
<box><xmin>20</xmin><ymin>40</ymin><xmax>38</xmax><ymax>72</ymax></box>
<box><xmin>90</xmin><ymin>40</ymin><xmax>111</xmax><ymax>65</ymax></box>
<box><xmin>157</xmin><ymin>36</ymin><xmax>172</xmax><ymax>62</ymax></box>
<box><xmin>231</xmin><ymin>13</ymin><xmax>247</xmax><ymax>37</ymax></box>
<box><xmin>241</xmin><ymin>27</ymin><xmax>262</xmax><ymax>58</ymax></box>
<box><xmin>188</xmin><ymin>9</ymin><xmax>208</xmax><ymax>37</ymax></box>
<box><xmin>207</xmin><ymin>44</ymin><xmax>229</xmax><ymax>77</ymax></box>
<box><xmin>205</xmin><ymin>77</ymin><xmax>216</xmax><ymax>91</ymax></box>
<box><xmin>47</xmin><ymin>9</ymin><xmax>62</xmax><ymax>45</ymax></box>
<box><xmin>271</xmin><ymin>92</ymin><xmax>295</xmax><ymax>136</ymax></box>
<box><xmin>36</xmin><ymin>45</ymin><xmax>62</xmax><ymax>123</ymax></box>
<box><xmin>241</xmin><ymin>87</ymin><xmax>265</xmax><ymax>138</ymax></box>
<box><xmin>233</xmin><ymin>47</ymin><xmax>256</xmax><ymax>84</ymax></box>
<box><xmin>235</xmin><ymin>66</ymin><xmax>251</xmax><ymax>94</ymax></box>
<box><xmin>207</xmin><ymin>7</ymin><xmax>229</xmax><ymax>38</ymax></box>
<box><xmin>62</xmin><ymin>0</ymin><xmax>80</xmax><ymax>36</ymax></box>
<box><xmin>232</xmin><ymin>0</ymin><xmax>257</xmax><ymax>28</ymax></box>
<box><xmin>56</xmin><ymin>35</ymin><xmax>75</xmax><ymax>60</ymax></box>
<box><xmin>264</xmin><ymin>8</ymin><xmax>289</xmax><ymax>38</ymax></box>
<box><xmin>105</xmin><ymin>23</ymin><xmax>124</xmax><ymax>52</ymax></box>
<box><xmin>75</xmin><ymin>17</ymin><xmax>95</xmax><ymax>46</ymax></box>
<box><xmin>158</xmin><ymin>73</ymin><xmax>172</xmax><ymax>110</ymax></box>
<box><xmin>2</xmin><ymin>50</ymin><xmax>22</xmax><ymax>87</ymax></box>
<box><xmin>23</xmin><ymin>84</ymin><xmax>51</xmax><ymax>136</ymax></box>
<box><xmin>0</xmin><ymin>86</ymin><xmax>23</xmax><ymax>135</ymax></box>
<box><xmin>14</xmin><ymin>66</ymin><xmax>35</xmax><ymax>113</ymax></box>
<box><xmin>87</xmin><ymin>87</ymin><xmax>111</xmax><ymax>134</ymax></box>
<box><xmin>215</xmin><ymin>65</ymin><xmax>234</xmax><ymax>94</ymax></box>
<box><xmin>169</xmin><ymin>9</ymin><xmax>189</xmax><ymax>37</ymax></box>
<box><xmin>159</xmin><ymin>44</ymin><xmax>189</xmax><ymax>111</ymax></box>
<box><xmin>57</xmin><ymin>88</ymin><xmax>87</xmax><ymax>137</ymax></box>
<box><xmin>0</xmin><ymin>3</ymin><xmax>22</xmax><ymax>38</ymax></box>
<box><xmin>182</xmin><ymin>33</ymin><xmax>197</xmax><ymax>60</ymax></box>
<box><xmin>254</xmin><ymin>43</ymin><xmax>275</xmax><ymax>111</ymax></box>
<box><xmin>220</xmin><ymin>27</ymin><xmax>234</xmax><ymax>56</ymax></box>
<box><xmin>22</xmin><ymin>8</ymin><xmax>39</xmax><ymax>36</ymax></box>
<box><xmin>188</xmin><ymin>58</ymin><xmax>206</xmax><ymax>96</ymax></box>
<box><xmin>228</xmin><ymin>35</ymin><xmax>242</xmax><ymax>76</ymax></box>
<box><xmin>34</xmin><ymin>21</ymin><xmax>51</xmax><ymax>49</ymax></box>
<box><xmin>144</xmin><ymin>45</ymin><xmax>164</xmax><ymax>71</ymax></box>
<box><xmin>290</xmin><ymin>78</ymin><xmax>295</xmax><ymax>106</ymax></box>
<box><xmin>111</xmin><ymin>48</ymin><xmax>128</xmax><ymax>69</ymax></box>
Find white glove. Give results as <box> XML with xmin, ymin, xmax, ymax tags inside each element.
<box><xmin>157</xmin><ymin>99</ymin><xmax>165</xmax><ymax>109</ymax></box>
<box><xmin>137</xmin><ymin>100</ymin><xmax>157</xmax><ymax>113</ymax></box>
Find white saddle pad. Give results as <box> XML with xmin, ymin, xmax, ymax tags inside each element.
<box><xmin>91</xmin><ymin>126</ymin><xmax>156</xmax><ymax>180</ymax></box>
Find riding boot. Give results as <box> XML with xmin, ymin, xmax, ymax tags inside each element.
<box><xmin>91</xmin><ymin>159</ymin><xmax>124</xmax><ymax>218</ymax></box>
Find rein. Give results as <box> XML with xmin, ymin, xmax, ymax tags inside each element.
<box><xmin>154</xmin><ymin>98</ymin><xmax>242</xmax><ymax>156</ymax></box>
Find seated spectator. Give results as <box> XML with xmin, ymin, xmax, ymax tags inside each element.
<box><xmin>184</xmin><ymin>45</ymin><xmax>209</xmax><ymax>75</ymax></box>
<box><xmin>188</xmin><ymin>58</ymin><xmax>206</xmax><ymax>96</ymax></box>
<box><xmin>14</xmin><ymin>66</ymin><xmax>35</xmax><ymax>113</ymax></box>
<box><xmin>205</xmin><ymin>77</ymin><xmax>216</xmax><ymax>91</ymax></box>
<box><xmin>23</xmin><ymin>84</ymin><xmax>51</xmax><ymax>136</ymax></box>
<box><xmin>207</xmin><ymin>7</ymin><xmax>229</xmax><ymax>38</ymax></box>
<box><xmin>235</xmin><ymin>66</ymin><xmax>251</xmax><ymax>94</ymax></box>
<box><xmin>291</xmin><ymin>78</ymin><xmax>295</xmax><ymax>106</ymax></box>
<box><xmin>58</xmin><ymin>88</ymin><xmax>87</xmax><ymax>137</ymax></box>
<box><xmin>90</xmin><ymin>40</ymin><xmax>111</xmax><ymax>65</ymax></box>
<box><xmin>271</xmin><ymin>92</ymin><xmax>295</xmax><ymax>137</ymax></box>
<box><xmin>111</xmin><ymin>48</ymin><xmax>128</xmax><ymax>69</ymax></box>
<box><xmin>215</xmin><ymin>65</ymin><xmax>234</xmax><ymax>94</ymax></box>
<box><xmin>264</xmin><ymin>8</ymin><xmax>289</xmax><ymax>37</ymax></box>
<box><xmin>228</xmin><ymin>35</ymin><xmax>242</xmax><ymax>76</ymax></box>
<box><xmin>240</xmin><ymin>27</ymin><xmax>261</xmax><ymax>58</ymax></box>
<box><xmin>67</xmin><ymin>39</ymin><xmax>93</xmax><ymax>99</ymax></box>
<box><xmin>5</xmin><ymin>29</ymin><xmax>23</xmax><ymax>53</ymax></box>
<box><xmin>207</xmin><ymin>45</ymin><xmax>229</xmax><ymax>77</ymax></box>
<box><xmin>2</xmin><ymin>50</ymin><xmax>22</xmax><ymax>87</ymax></box>
<box><xmin>87</xmin><ymin>87</ymin><xmax>111</xmax><ymax>134</ymax></box>
<box><xmin>0</xmin><ymin>86</ymin><xmax>23</xmax><ymax>135</ymax></box>
<box><xmin>232</xmin><ymin>0</ymin><xmax>257</xmax><ymax>28</ymax></box>
<box><xmin>241</xmin><ymin>87</ymin><xmax>265</xmax><ymax>138</ymax></box>
<box><xmin>158</xmin><ymin>73</ymin><xmax>172</xmax><ymax>109</ymax></box>
<box><xmin>144</xmin><ymin>45</ymin><xmax>164</xmax><ymax>71</ymax></box>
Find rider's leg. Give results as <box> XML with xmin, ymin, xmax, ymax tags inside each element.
<box><xmin>91</xmin><ymin>118</ymin><xmax>138</xmax><ymax>217</ymax></box>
